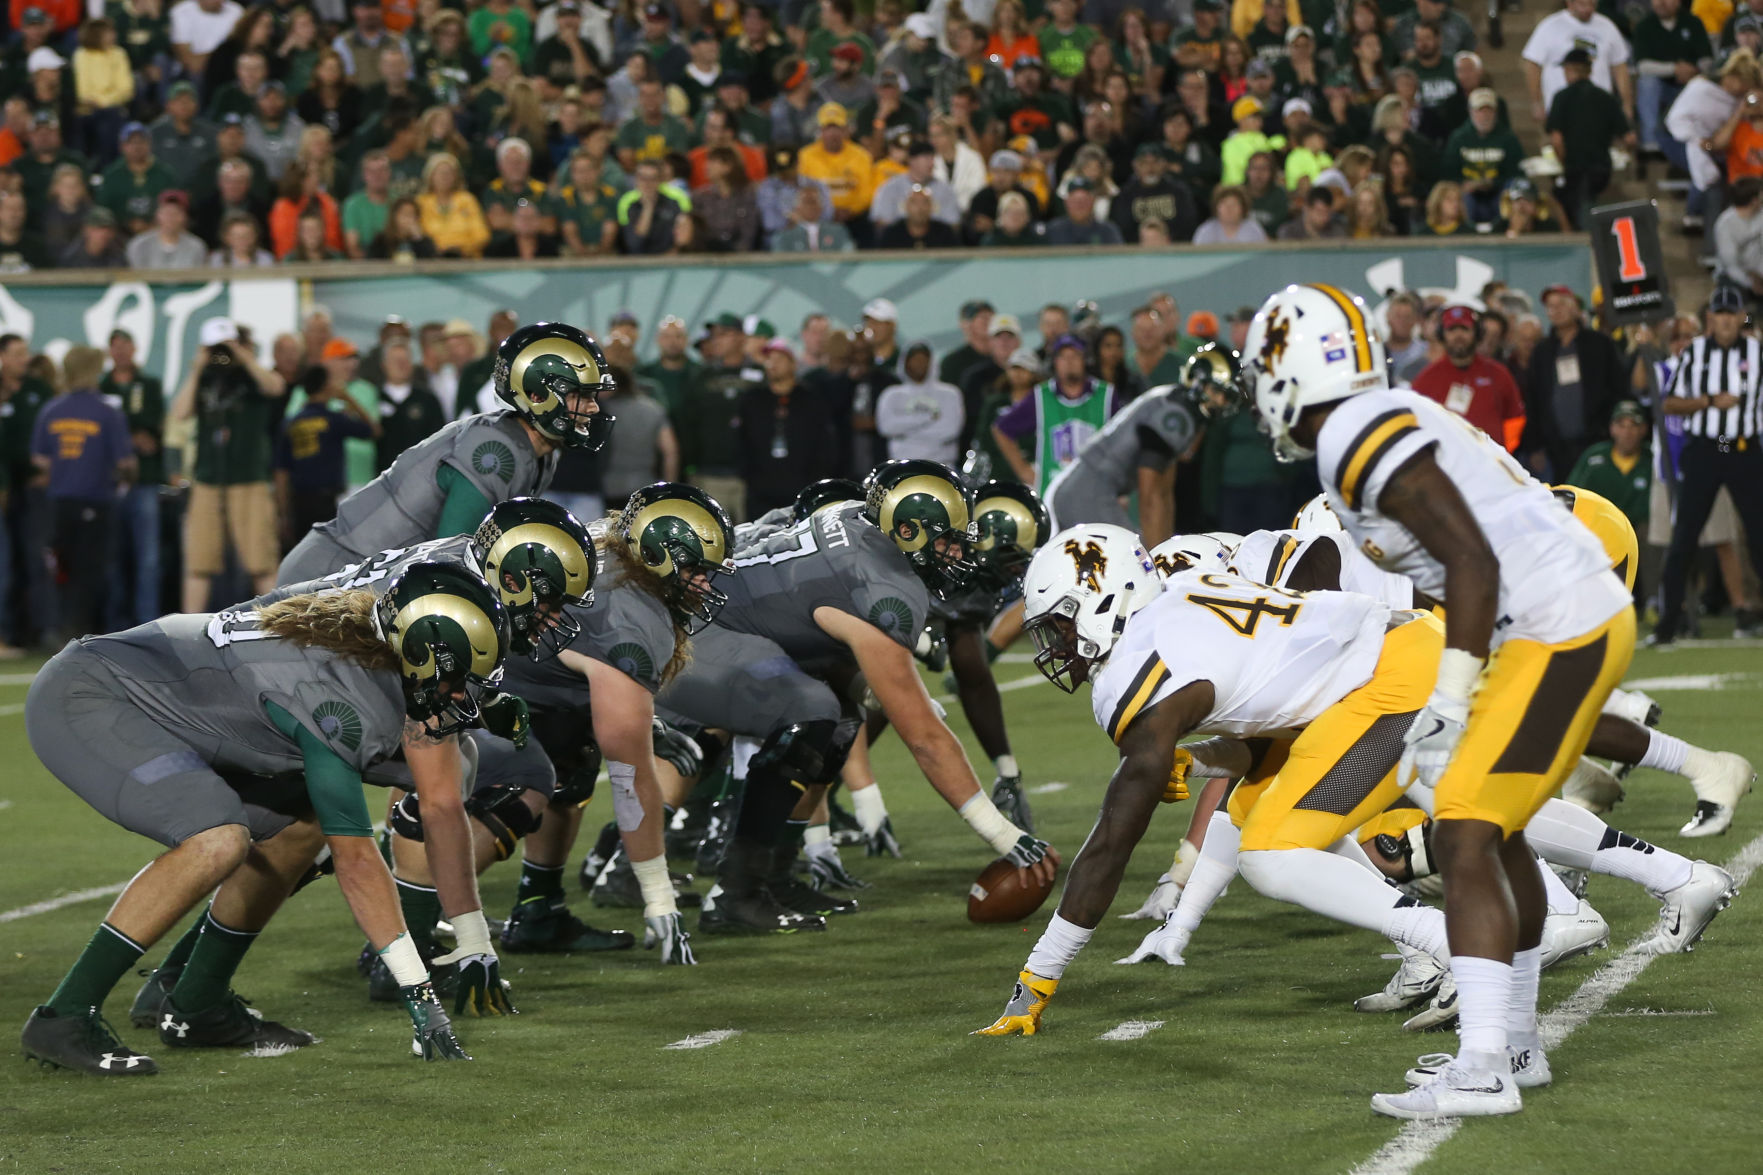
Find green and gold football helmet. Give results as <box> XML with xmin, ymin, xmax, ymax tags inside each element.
<box><xmin>863</xmin><ymin>458</ymin><xmax>977</xmax><ymax>598</ymax></box>
<box><xmin>612</xmin><ymin>482</ymin><xmax>737</xmax><ymax>633</ymax></box>
<box><xmin>475</xmin><ymin>497</ymin><xmax>596</xmax><ymax>660</ymax></box>
<box><xmin>1182</xmin><ymin>341</ymin><xmax>1242</xmax><ymax>419</ymax></box>
<box><xmin>970</xmin><ymin>480</ymin><xmax>1050</xmax><ymax>593</ymax></box>
<box><xmin>493</xmin><ymin>322</ymin><xmax>616</xmax><ymax>450</ymax></box>
<box><xmin>792</xmin><ymin>477</ymin><xmax>865</xmax><ymax>523</ymax></box>
<box><xmin>375</xmin><ymin>560</ymin><xmax>511</xmax><ymax>734</ymax></box>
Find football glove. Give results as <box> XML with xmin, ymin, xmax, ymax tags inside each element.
<box><xmin>972</xmin><ymin>970</ymin><xmax>1059</xmax><ymax>1036</ymax></box>
<box><xmin>1165</xmin><ymin>748</ymin><xmax>1193</xmax><ymax>803</ymax></box>
<box><xmin>439</xmin><ymin>952</ymin><xmax>517</xmax><ymax>1017</ymax></box>
<box><xmin>401</xmin><ymin>981</ymin><xmax>471</xmax><ymax>1060</ymax></box>
<box><xmin>1114</xmin><ymin>910</ymin><xmax>1190</xmax><ymax>966</ymax></box>
<box><xmin>480</xmin><ymin>691</ymin><xmax>531</xmax><ymax>749</ymax></box>
<box><xmin>643</xmin><ymin>912</ymin><xmax>698</xmax><ymax>965</ymax></box>
<box><xmin>864</xmin><ymin>815</ymin><xmax>903</xmax><ymax>858</ymax></box>
<box><xmin>651</xmin><ymin>716</ymin><xmax>703</xmax><ymax>777</ymax></box>
<box><xmin>1119</xmin><ymin>873</ymin><xmax>1182</xmax><ymax>921</ymax></box>
<box><xmin>1003</xmin><ymin>832</ymin><xmax>1053</xmax><ymax>870</ymax></box>
<box><xmin>991</xmin><ymin>773</ymin><xmax>1034</xmax><ymax>834</ymax></box>
<box><xmin>1398</xmin><ymin>700</ymin><xmax>1468</xmax><ymax>792</ymax></box>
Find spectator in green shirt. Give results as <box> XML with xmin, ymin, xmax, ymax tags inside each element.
<box><xmin>99</xmin><ymin>329</ymin><xmax>164</xmax><ymax>627</ymax></box>
<box><xmin>1442</xmin><ymin>87</ymin><xmax>1524</xmax><ymax>224</ymax></box>
<box><xmin>341</xmin><ymin>149</ymin><xmax>394</xmax><ymax>258</ymax></box>
<box><xmin>469</xmin><ymin>0</ymin><xmax>534</xmax><ymax>69</ymax></box>
<box><xmin>97</xmin><ymin>122</ymin><xmax>177</xmax><ymax>236</ymax></box>
<box><xmin>635</xmin><ymin>314</ymin><xmax>704</xmax><ymax>420</ymax></box>
<box><xmin>1039</xmin><ymin>0</ymin><xmax>1098</xmax><ymax>79</ymax></box>
<box><xmin>480</xmin><ymin>137</ymin><xmax>560</xmax><ymax>236</ymax></box>
<box><xmin>555</xmin><ymin>147</ymin><xmax>622</xmax><ymax>255</ymax></box>
<box><xmin>805</xmin><ymin>0</ymin><xmax>876</xmax><ymax>78</ymax></box>
<box><xmin>616</xmin><ymin>78</ymin><xmax>694</xmax><ymax>173</ymax></box>
<box><xmin>1566</xmin><ymin>401</ymin><xmax>1652</xmax><ymax>528</ymax></box>
<box><xmin>206</xmin><ymin>49</ymin><xmax>268</xmax><ymax>122</ymax></box>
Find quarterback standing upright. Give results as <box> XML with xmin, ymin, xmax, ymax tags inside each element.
<box><xmin>1239</xmin><ymin>283</ymin><xmax>1688</xmax><ymax>1118</ymax></box>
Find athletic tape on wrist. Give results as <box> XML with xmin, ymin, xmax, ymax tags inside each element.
<box><xmin>449</xmin><ymin>908</ymin><xmax>493</xmax><ymax>957</ymax></box>
<box><xmin>631</xmin><ymin>853</ymin><xmax>677</xmax><ymax>918</ymax></box>
<box><xmin>960</xmin><ymin>791</ymin><xmax>1022</xmax><ymax>855</ymax></box>
<box><xmin>379</xmin><ymin>932</ymin><xmax>430</xmax><ymax>987</ymax></box>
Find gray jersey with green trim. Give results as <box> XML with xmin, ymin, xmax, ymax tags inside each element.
<box><xmin>1051</xmin><ymin>386</ymin><xmax>1197</xmax><ymax>501</ymax></box>
<box><xmin>305</xmin><ymin>411</ymin><xmax>556</xmax><ymax>566</ymax></box>
<box><xmin>720</xmin><ymin>502</ymin><xmax>929</xmax><ymax>666</ymax></box>
<box><xmin>733</xmin><ymin>505</ymin><xmax>795</xmax><ymax>547</ymax></box>
<box><xmin>256</xmin><ymin>536</ymin><xmax>484</xmax><ymax>608</ymax></box>
<box><xmin>503</xmin><ymin>568</ymin><xmax>678</xmax><ymax>709</ymax></box>
<box><xmin>78</xmin><ymin>613</ymin><xmax>407</xmax><ymax>776</ymax></box>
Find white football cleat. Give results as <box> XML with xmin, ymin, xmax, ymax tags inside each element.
<box><xmin>1540</xmin><ymin>899</ymin><xmax>1609</xmax><ymax>970</ymax></box>
<box><xmin>1638</xmin><ymin>861</ymin><xmax>1736</xmax><ymax>955</ymax></box>
<box><xmin>1371</xmin><ymin>1059</ymin><xmax>1523</xmax><ymax>1120</ymax></box>
<box><xmin>1404</xmin><ymin>1044</ymin><xmax>1552</xmax><ymax>1090</ymax></box>
<box><xmin>1680</xmin><ymin>750</ymin><xmax>1754</xmax><ymax>839</ymax></box>
<box><xmin>1561</xmin><ymin>757</ymin><xmax>1624</xmax><ymax>814</ymax></box>
<box><xmin>1119</xmin><ymin>873</ymin><xmax>1182</xmax><ymax>921</ymax></box>
<box><xmin>1354</xmin><ymin>945</ymin><xmax>1446</xmax><ymax>1012</ymax></box>
<box><xmin>1401</xmin><ymin>968</ymin><xmax>1458</xmax><ymax>1032</ymax></box>
<box><xmin>1114</xmin><ymin>911</ymin><xmax>1190</xmax><ymax>965</ymax></box>
<box><xmin>1602</xmin><ymin>687</ymin><xmax>1661</xmax><ymax>729</ymax></box>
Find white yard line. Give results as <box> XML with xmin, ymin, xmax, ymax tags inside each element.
<box><xmin>663</xmin><ymin>1029</ymin><xmax>741</xmax><ymax>1050</ymax></box>
<box><xmin>1350</xmin><ymin>829</ymin><xmax>1763</xmax><ymax>1175</ymax></box>
<box><xmin>0</xmin><ymin>883</ymin><xmax>127</xmax><ymax>925</ymax></box>
<box><xmin>1624</xmin><ymin>672</ymin><xmax>1759</xmax><ymax>692</ymax></box>
<box><xmin>1029</xmin><ymin>781</ymin><xmax>1070</xmax><ymax>795</ymax></box>
<box><xmin>0</xmin><ymin>672</ymin><xmax>38</xmax><ymax>686</ymax></box>
<box><xmin>1097</xmin><ymin>1019</ymin><xmax>1165</xmax><ymax>1041</ymax></box>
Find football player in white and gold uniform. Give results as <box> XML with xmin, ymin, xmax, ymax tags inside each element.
<box><xmin>1242</xmin><ymin>282</ymin><xmax>1732</xmax><ymax>1120</ymax></box>
<box><xmin>972</xmin><ymin>524</ymin><xmax>1457</xmax><ymax>1039</ymax></box>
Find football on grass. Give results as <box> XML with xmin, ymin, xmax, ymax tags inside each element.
<box><xmin>968</xmin><ymin>856</ymin><xmax>1057</xmax><ymax>923</ymax></box>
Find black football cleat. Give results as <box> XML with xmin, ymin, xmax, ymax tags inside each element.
<box><xmin>698</xmin><ymin>886</ymin><xmax>827</xmax><ymax>935</ymax></box>
<box><xmin>22</xmin><ymin>1005</ymin><xmax>158</xmax><ymax>1076</ymax></box>
<box><xmin>500</xmin><ymin>899</ymin><xmax>635</xmax><ymax>953</ymax></box>
<box><xmin>769</xmin><ymin>874</ymin><xmax>859</xmax><ymax>917</ymax></box>
<box><xmin>156</xmin><ymin>992</ymin><xmax>315</xmax><ymax>1051</ymax></box>
<box><xmin>128</xmin><ymin>965</ymin><xmax>182</xmax><ymax>1029</ymax></box>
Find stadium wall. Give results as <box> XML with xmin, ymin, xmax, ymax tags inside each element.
<box><xmin>0</xmin><ymin>240</ymin><xmax>1591</xmax><ymax>387</ymax></box>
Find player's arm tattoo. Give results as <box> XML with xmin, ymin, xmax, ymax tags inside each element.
<box><xmin>402</xmin><ymin>716</ymin><xmax>451</xmax><ymax>747</ymax></box>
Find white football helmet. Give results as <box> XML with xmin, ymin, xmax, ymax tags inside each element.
<box><xmin>1291</xmin><ymin>492</ymin><xmax>1345</xmax><ymax>534</ymax></box>
<box><xmin>1242</xmin><ymin>283</ymin><xmax>1389</xmax><ymax>462</ymax></box>
<box><xmin>1147</xmin><ymin>532</ymin><xmax>1242</xmax><ymax>579</ymax></box>
<box><xmin>1022</xmin><ymin>524</ymin><xmax>1162</xmax><ymax>692</ymax></box>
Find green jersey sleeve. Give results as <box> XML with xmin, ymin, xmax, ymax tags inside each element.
<box><xmin>435</xmin><ymin>463</ymin><xmax>496</xmax><ymax>539</ymax></box>
<box><xmin>264</xmin><ymin>700</ymin><xmax>374</xmax><ymax>838</ymax></box>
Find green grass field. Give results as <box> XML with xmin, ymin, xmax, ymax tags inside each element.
<box><xmin>2</xmin><ymin>634</ymin><xmax>1760</xmax><ymax>1175</ymax></box>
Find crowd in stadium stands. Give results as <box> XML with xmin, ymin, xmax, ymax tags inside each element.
<box><xmin>6</xmin><ymin>274</ymin><xmax>1759</xmax><ymax>658</ymax></box>
<box><xmin>0</xmin><ymin>0</ymin><xmax>1683</xmax><ymax>271</ymax></box>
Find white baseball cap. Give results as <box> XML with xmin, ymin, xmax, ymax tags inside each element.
<box><xmin>199</xmin><ymin>318</ymin><xmax>238</xmax><ymax>346</ymax></box>
<box><xmin>862</xmin><ymin>298</ymin><xmax>898</xmax><ymax>323</ymax></box>
<box><xmin>27</xmin><ymin>47</ymin><xmax>65</xmax><ymax>72</ymax></box>
<box><xmin>904</xmin><ymin>12</ymin><xmax>936</xmax><ymax>39</ymax></box>
<box><xmin>1007</xmin><ymin>347</ymin><xmax>1041</xmax><ymax>371</ymax></box>
<box><xmin>990</xmin><ymin>313</ymin><xmax>1022</xmax><ymax>337</ymax></box>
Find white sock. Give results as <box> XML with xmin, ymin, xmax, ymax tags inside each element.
<box><xmin>1595</xmin><ymin>828</ymin><xmax>1695</xmax><ymax>894</ymax></box>
<box><xmin>1507</xmin><ymin>946</ymin><xmax>1542</xmax><ymax>1053</ymax></box>
<box><xmin>1237</xmin><ymin>847</ymin><xmax>1416</xmax><ymax>938</ymax></box>
<box><xmin>1639</xmin><ymin>730</ymin><xmax>1690</xmax><ymax>775</ymax></box>
<box><xmin>1023</xmin><ymin>913</ymin><xmax>1093</xmax><ymax>979</ymax></box>
<box><xmin>1451</xmin><ymin>955</ymin><xmax>1514</xmax><ymax>1067</ymax></box>
<box><xmin>850</xmin><ymin>784</ymin><xmax>888</xmax><ymax>836</ymax></box>
<box><xmin>731</xmin><ymin>736</ymin><xmax>760</xmax><ymax>781</ymax></box>
<box><xmin>1528</xmin><ymin>797</ymin><xmax>1695</xmax><ymax>892</ymax></box>
<box><xmin>1326</xmin><ymin>834</ymin><xmax>1382</xmax><ymax>874</ymax></box>
<box><xmin>1538</xmin><ymin>855</ymin><xmax>1581</xmax><ymax>916</ymax></box>
<box><xmin>1171</xmin><ymin>812</ymin><xmax>1240</xmax><ymax>935</ymax></box>
<box><xmin>1381</xmin><ymin>901</ymin><xmax>1450</xmax><ymax>958</ymax></box>
<box><xmin>803</xmin><ymin>824</ymin><xmax>838</xmax><ymax>864</ymax></box>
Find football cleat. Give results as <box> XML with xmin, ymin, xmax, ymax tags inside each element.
<box><xmin>1560</xmin><ymin>757</ymin><xmax>1624</xmax><ymax>814</ymax></box>
<box><xmin>697</xmin><ymin>885</ymin><xmax>826</xmax><ymax>935</ymax></box>
<box><xmin>972</xmin><ymin>970</ymin><xmax>1059</xmax><ymax>1036</ymax></box>
<box><xmin>695</xmin><ymin>796</ymin><xmax>740</xmax><ymax>873</ymax></box>
<box><xmin>806</xmin><ymin>849</ymin><xmax>871</xmax><ymax>891</ymax></box>
<box><xmin>1401</xmin><ymin>968</ymin><xmax>1459</xmax><ymax>1032</ymax></box>
<box><xmin>1405</xmin><ymin>1045</ymin><xmax>1552</xmax><ymax>1090</ymax></box>
<box><xmin>591</xmin><ymin>849</ymin><xmax>643</xmax><ymax>909</ymax></box>
<box><xmin>578</xmin><ymin>821</ymin><xmax>621</xmax><ymax>890</ymax></box>
<box><xmin>1354</xmin><ymin>945</ymin><xmax>1446</xmax><ymax>1012</ymax></box>
<box><xmin>1540</xmin><ymin>899</ymin><xmax>1609</xmax><ymax>969</ymax></box>
<box><xmin>1370</xmin><ymin>1059</ymin><xmax>1522</xmax><ymax>1120</ymax></box>
<box><xmin>128</xmin><ymin>964</ymin><xmax>182</xmax><ymax>1029</ymax></box>
<box><xmin>1114</xmin><ymin>910</ymin><xmax>1190</xmax><ymax>965</ymax></box>
<box><xmin>1638</xmin><ymin>861</ymin><xmax>1736</xmax><ymax>955</ymax></box>
<box><xmin>21</xmin><ymin>1006</ymin><xmax>157</xmax><ymax>1076</ymax></box>
<box><xmin>157</xmin><ymin>993</ymin><xmax>315</xmax><ymax>1051</ymax></box>
<box><xmin>768</xmin><ymin>873</ymin><xmax>859</xmax><ymax>917</ymax></box>
<box><xmin>1680</xmin><ymin>750</ymin><xmax>1754</xmax><ymax>838</ymax></box>
<box><xmin>500</xmin><ymin>899</ymin><xmax>635</xmax><ymax>953</ymax></box>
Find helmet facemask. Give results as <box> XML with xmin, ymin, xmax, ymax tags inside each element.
<box><xmin>537</xmin><ymin>377</ymin><xmax>616</xmax><ymax>451</ymax></box>
<box><xmin>899</xmin><ymin>517</ymin><xmax>978</xmax><ymax>599</ymax></box>
<box><xmin>1026</xmin><ymin>602</ymin><xmax>1097</xmax><ymax>693</ymax></box>
<box><xmin>653</xmin><ymin>538</ymin><xmax>733</xmax><ymax>635</ymax></box>
<box><xmin>402</xmin><ymin>640</ymin><xmax>503</xmax><ymax>736</ymax></box>
<box><xmin>500</xmin><ymin>563</ymin><xmax>590</xmax><ymax>660</ymax></box>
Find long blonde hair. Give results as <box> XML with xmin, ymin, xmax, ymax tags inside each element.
<box><xmin>598</xmin><ymin>513</ymin><xmax>691</xmax><ymax>684</ymax></box>
<box><xmin>258</xmin><ymin>590</ymin><xmax>398</xmax><ymax>671</ymax></box>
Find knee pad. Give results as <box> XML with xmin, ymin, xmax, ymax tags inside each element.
<box><xmin>750</xmin><ymin>718</ymin><xmax>860</xmax><ymax>787</ymax></box>
<box><xmin>467</xmin><ymin>783</ymin><xmax>543</xmax><ymax>861</ymax></box>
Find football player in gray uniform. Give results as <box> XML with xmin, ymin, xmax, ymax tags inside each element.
<box><xmin>277</xmin><ymin>323</ymin><xmax>614</xmax><ymax>584</ymax></box>
<box><xmin>498</xmin><ymin>483</ymin><xmax>736</xmax><ymax>964</ymax></box>
<box><xmin>659</xmin><ymin>459</ymin><xmax>1060</xmax><ymax>936</ymax></box>
<box><xmin>733</xmin><ymin>477</ymin><xmax>865</xmax><ymax>547</ymax></box>
<box><xmin>20</xmin><ymin>564</ymin><xmax>510</xmax><ymax>1075</ymax></box>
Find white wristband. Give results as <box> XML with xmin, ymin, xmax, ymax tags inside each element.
<box><xmin>1434</xmin><ymin>648</ymin><xmax>1486</xmax><ymax>707</ymax></box>
<box><xmin>960</xmin><ymin>791</ymin><xmax>1023</xmax><ymax>856</ymax></box>
<box><xmin>378</xmin><ymin>932</ymin><xmax>430</xmax><ymax>987</ymax></box>
<box><xmin>631</xmin><ymin>853</ymin><xmax>678</xmax><ymax>919</ymax></box>
<box><xmin>449</xmin><ymin>908</ymin><xmax>493</xmax><ymax>957</ymax></box>
<box><xmin>994</xmin><ymin>753</ymin><xmax>1020</xmax><ymax>778</ymax></box>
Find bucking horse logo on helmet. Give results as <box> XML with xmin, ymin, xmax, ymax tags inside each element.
<box><xmin>1065</xmin><ymin>539</ymin><xmax>1107</xmax><ymax>591</ymax></box>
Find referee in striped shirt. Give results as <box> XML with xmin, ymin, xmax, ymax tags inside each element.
<box><xmin>1652</xmin><ymin>285</ymin><xmax>1763</xmax><ymax>645</ymax></box>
